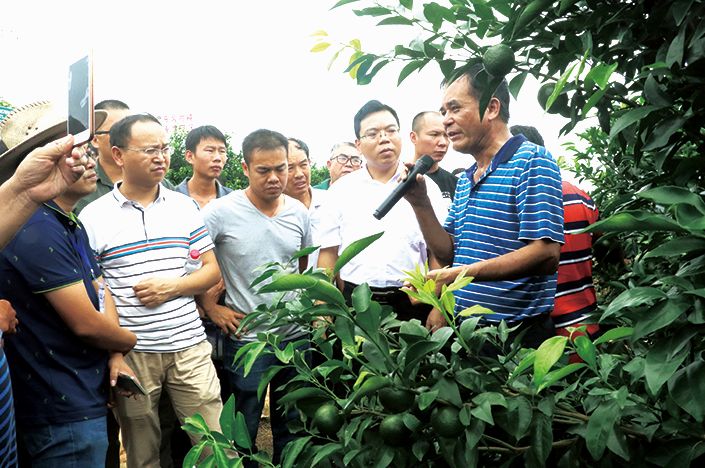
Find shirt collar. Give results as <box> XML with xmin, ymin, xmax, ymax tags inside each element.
<box><xmin>362</xmin><ymin>161</ymin><xmax>406</xmax><ymax>185</ymax></box>
<box><xmin>111</xmin><ymin>182</ymin><xmax>167</xmax><ymax>208</ymax></box>
<box><xmin>95</xmin><ymin>160</ymin><xmax>117</xmax><ymax>188</ymax></box>
<box><xmin>465</xmin><ymin>134</ymin><xmax>527</xmax><ymax>188</ymax></box>
<box><xmin>42</xmin><ymin>200</ymin><xmax>81</xmax><ymax>230</ymax></box>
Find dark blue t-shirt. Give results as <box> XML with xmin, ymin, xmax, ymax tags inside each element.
<box><xmin>0</xmin><ymin>202</ymin><xmax>108</xmax><ymax>427</ymax></box>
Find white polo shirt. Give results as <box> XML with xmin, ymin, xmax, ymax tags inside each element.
<box><xmin>308</xmin><ymin>187</ymin><xmax>327</xmax><ymax>269</ymax></box>
<box><xmin>79</xmin><ymin>184</ymin><xmax>214</xmax><ymax>353</ymax></box>
<box><xmin>317</xmin><ymin>162</ymin><xmax>447</xmax><ymax>288</ymax></box>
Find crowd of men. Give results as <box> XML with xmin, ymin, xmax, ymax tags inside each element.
<box><xmin>0</xmin><ymin>64</ymin><xmax>601</xmax><ymax>467</ymax></box>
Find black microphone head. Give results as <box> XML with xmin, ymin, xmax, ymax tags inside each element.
<box><xmin>417</xmin><ymin>154</ymin><xmax>435</xmax><ymax>173</ymax></box>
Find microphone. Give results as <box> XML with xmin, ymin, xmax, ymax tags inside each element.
<box><xmin>373</xmin><ymin>154</ymin><xmax>435</xmax><ymax>220</ymax></box>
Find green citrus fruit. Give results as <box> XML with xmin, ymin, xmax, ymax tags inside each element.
<box><xmin>483</xmin><ymin>44</ymin><xmax>515</xmax><ymax>77</ymax></box>
<box><xmin>537</xmin><ymin>83</ymin><xmax>569</xmax><ymax>114</ymax></box>
<box><xmin>379</xmin><ymin>414</ymin><xmax>409</xmax><ymax>446</ymax></box>
<box><xmin>379</xmin><ymin>387</ymin><xmax>415</xmax><ymax>414</ymax></box>
<box><xmin>431</xmin><ymin>406</ymin><xmax>463</xmax><ymax>438</ymax></box>
<box><xmin>312</xmin><ymin>403</ymin><xmax>343</xmax><ymax>436</ymax></box>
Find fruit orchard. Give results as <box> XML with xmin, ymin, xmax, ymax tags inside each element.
<box><xmin>182</xmin><ymin>1</ymin><xmax>705</xmax><ymax>466</ymax></box>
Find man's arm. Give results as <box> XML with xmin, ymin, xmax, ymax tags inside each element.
<box><xmin>317</xmin><ymin>246</ymin><xmax>339</xmax><ymax>277</ymax></box>
<box><xmin>44</xmin><ymin>282</ymin><xmax>136</xmax><ymax>354</ymax></box>
<box><xmin>0</xmin><ymin>135</ymin><xmax>89</xmax><ymax>248</ymax></box>
<box><xmin>428</xmin><ymin>238</ymin><xmax>561</xmax><ymax>288</ymax></box>
<box><xmin>133</xmin><ymin>249</ymin><xmax>221</xmax><ymax>307</ymax></box>
<box><xmin>404</xmin><ymin>172</ymin><xmax>455</xmax><ymax>266</ymax></box>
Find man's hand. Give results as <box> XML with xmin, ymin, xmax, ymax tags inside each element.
<box><xmin>205</xmin><ymin>304</ymin><xmax>245</xmax><ymax>335</ymax></box>
<box><xmin>426</xmin><ymin>266</ymin><xmax>467</xmax><ymax>295</ymax></box>
<box><xmin>108</xmin><ymin>353</ymin><xmax>142</xmax><ymax>399</ymax></box>
<box><xmin>0</xmin><ymin>299</ymin><xmax>19</xmax><ymax>334</ymax></box>
<box><xmin>203</xmin><ymin>278</ymin><xmax>226</xmax><ymax>305</ymax></box>
<box><xmin>133</xmin><ymin>278</ymin><xmax>178</xmax><ymax>308</ymax></box>
<box><xmin>13</xmin><ymin>135</ymin><xmax>91</xmax><ymax>203</ymax></box>
<box><xmin>401</xmin><ymin>161</ymin><xmax>432</xmax><ymax>208</ymax></box>
<box><xmin>425</xmin><ymin>307</ymin><xmax>448</xmax><ymax>332</ymax></box>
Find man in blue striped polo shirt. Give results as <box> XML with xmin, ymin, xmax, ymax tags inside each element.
<box><xmin>406</xmin><ymin>64</ymin><xmax>564</xmax><ymax>349</ymax></box>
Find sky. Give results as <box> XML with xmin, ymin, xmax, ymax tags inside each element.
<box><xmin>1</xmin><ymin>0</ymin><xmax>584</xmax><ymax>179</ymax></box>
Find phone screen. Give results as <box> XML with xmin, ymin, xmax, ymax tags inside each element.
<box><xmin>67</xmin><ymin>55</ymin><xmax>91</xmax><ymax>137</ymax></box>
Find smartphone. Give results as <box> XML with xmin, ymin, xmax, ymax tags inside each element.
<box><xmin>67</xmin><ymin>53</ymin><xmax>94</xmax><ymax>146</ymax></box>
<box><xmin>116</xmin><ymin>372</ymin><xmax>147</xmax><ymax>395</ymax></box>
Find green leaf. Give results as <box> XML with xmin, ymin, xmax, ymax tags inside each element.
<box><xmin>586</xmin><ymin>210</ymin><xmax>686</xmax><ymax>234</ymax></box>
<box><xmin>638</xmin><ymin>186</ymin><xmax>705</xmax><ymax>213</ymax></box>
<box><xmin>509</xmin><ymin>350</ymin><xmax>536</xmax><ymax>380</ymax></box>
<box><xmin>546</xmin><ymin>62</ymin><xmax>576</xmax><ymax>111</ymax></box>
<box><xmin>351</xmin><ymin>283</ymin><xmax>371</xmax><ymax>312</ymax></box>
<box><xmin>241</xmin><ymin>341</ymin><xmax>267</xmax><ymax>377</ymax></box>
<box><xmin>643</xmin><ymin>74</ymin><xmax>672</xmax><ymax>106</ymax></box>
<box><xmin>397</xmin><ymin>60</ymin><xmax>426</xmax><ymax>85</ymax></box>
<box><xmin>220</xmin><ymin>395</ymin><xmax>236</xmax><ymax>441</ymax></box>
<box><xmin>586</xmin><ymin>400</ymin><xmax>620</xmax><ymax>459</ymax></box>
<box><xmin>533</xmin><ymin>336</ymin><xmax>568</xmax><ymax>384</ymax></box>
<box><xmin>675</xmin><ymin>204</ymin><xmax>705</xmax><ymax>231</ymax></box>
<box><xmin>645</xmin><ymin>237</ymin><xmax>705</xmax><ymax>258</ymax></box>
<box><xmin>331</xmin><ymin>0</ymin><xmax>360</xmax><ymax>9</ymax></box>
<box><xmin>537</xmin><ymin>363</ymin><xmax>586</xmax><ymax>392</ymax></box>
<box><xmin>668</xmin><ymin>360</ymin><xmax>705</xmax><ymax>422</ymax></box>
<box><xmin>509</xmin><ymin>72</ymin><xmax>528</xmax><ymax>100</ymax></box>
<box><xmin>280</xmin><ymin>436</ymin><xmax>312</xmax><ymax>468</ymax></box>
<box><xmin>593</xmin><ymin>327</ymin><xmax>633</xmax><ymax>346</ymax></box>
<box><xmin>377</xmin><ymin>16</ymin><xmax>414</xmax><ymax>26</ymax></box>
<box><xmin>353</xmin><ymin>6</ymin><xmax>391</xmax><ymax>17</ymax></box>
<box><xmin>311</xmin><ymin>443</ymin><xmax>343</xmax><ymax>466</ymax></box>
<box><xmin>278</xmin><ymin>386</ymin><xmax>329</xmax><ymax>405</ymax></box>
<box><xmin>310</xmin><ymin>42</ymin><xmax>331</xmax><ymax>53</ymax></box>
<box><xmin>633</xmin><ymin>298</ymin><xmax>688</xmax><ymax>340</ymax></box>
<box><xmin>581</xmin><ymin>88</ymin><xmax>607</xmax><ymax>116</ymax></box>
<box><xmin>213</xmin><ymin>443</ymin><xmax>230</xmax><ymax>468</ymax></box>
<box><xmin>183</xmin><ymin>413</ymin><xmax>209</xmax><ymax>436</ymax></box>
<box><xmin>347</xmin><ymin>375</ymin><xmax>390</xmax><ymax>408</ymax></box>
<box><xmin>606</xmin><ymin>427</ymin><xmax>630</xmax><ymax>461</ymax></box>
<box><xmin>334</xmin><ymin>232</ymin><xmax>384</xmax><ymax>274</ymax></box>
<box><xmin>400</xmin><ymin>0</ymin><xmax>413</xmax><ymax>9</ymax></box>
<box><xmin>585</xmin><ymin>62</ymin><xmax>618</xmax><ymax>90</ymax></box>
<box><xmin>574</xmin><ymin>335</ymin><xmax>597</xmax><ymax>369</ymax></box>
<box><xmin>666</xmin><ymin>24</ymin><xmax>687</xmax><ymax>66</ymax></box>
<box><xmin>609</xmin><ymin>105</ymin><xmax>660</xmax><ymax>138</ymax></box>
<box><xmin>257</xmin><ymin>365</ymin><xmax>284</xmax><ymax>401</ymax></box>
<box><xmin>258</xmin><ymin>273</ymin><xmax>316</xmax><ymax>292</ymax></box>
<box><xmin>418</xmin><ymin>389</ymin><xmax>439</xmax><ymax>410</ymax></box>
<box><xmin>423</xmin><ymin>2</ymin><xmax>451</xmax><ymax>31</ymax></box>
<box><xmin>232</xmin><ymin>412</ymin><xmax>253</xmax><ymax>450</ymax></box>
<box><xmin>183</xmin><ymin>440</ymin><xmax>207</xmax><ymax>468</ymax></box>
<box><xmin>434</xmin><ymin>377</ymin><xmax>463</xmax><ymax>407</ymax></box>
<box><xmin>478</xmin><ymin>73</ymin><xmax>506</xmax><ymax>121</ymax></box>
<box><xmin>601</xmin><ymin>287</ymin><xmax>667</xmax><ymax>321</ymax></box>
<box><xmin>645</xmin><ymin>339</ymin><xmax>689</xmax><ymax>395</ymax></box>
<box><xmin>643</xmin><ymin>117</ymin><xmax>686</xmax><ymax>151</ymax></box>
<box><xmin>525</xmin><ymin>409</ymin><xmax>552</xmax><ymax>466</ymax></box>
<box><xmin>512</xmin><ymin>0</ymin><xmax>551</xmax><ymax>39</ymax></box>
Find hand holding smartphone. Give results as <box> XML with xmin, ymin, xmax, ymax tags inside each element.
<box><xmin>67</xmin><ymin>53</ymin><xmax>94</xmax><ymax>147</ymax></box>
<box><xmin>116</xmin><ymin>372</ymin><xmax>147</xmax><ymax>396</ymax></box>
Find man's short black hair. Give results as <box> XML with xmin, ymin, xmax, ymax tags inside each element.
<box><xmin>446</xmin><ymin>63</ymin><xmax>511</xmax><ymax>123</ymax></box>
<box><xmin>510</xmin><ymin>125</ymin><xmax>545</xmax><ymax>146</ymax></box>
<box><xmin>185</xmin><ymin>125</ymin><xmax>227</xmax><ymax>153</ymax></box>
<box><xmin>95</xmin><ymin>99</ymin><xmax>129</xmax><ymax>111</ymax></box>
<box><xmin>411</xmin><ymin>111</ymin><xmax>439</xmax><ymax>134</ymax></box>
<box><xmin>110</xmin><ymin>114</ymin><xmax>161</xmax><ymax>149</ymax></box>
<box><xmin>241</xmin><ymin>129</ymin><xmax>289</xmax><ymax>164</ymax></box>
<box><xmin>353</xmin><ymin>100</ymin><xmax>400</xmax><ymax>138</ymax></box>
<box><xmin>287</xmin><ymin>137</ymin><xmax>310</xmax><ymax>160</ymax></box>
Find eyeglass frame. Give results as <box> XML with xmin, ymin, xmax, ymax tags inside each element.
<box><xmin>359</xmin><ymin>125</ymin><xmax>400</xmax><ymax>141</ymax></box>
<box><xmin>330</xmin><ymin>154</ymin><xmax>363</xmax><ymax>166</ymax></box>
<box><xmin>116</xmin><ymin>146</ymin><xmax>173</xmax><ymax>157</ymax></box>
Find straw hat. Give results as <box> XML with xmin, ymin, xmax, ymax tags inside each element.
<box><xmin>0</xmin><ymin>101</ymin><xmax>107</xmax><ymax>184</ymax></box>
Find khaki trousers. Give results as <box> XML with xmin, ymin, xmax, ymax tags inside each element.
<box><xmin>115</xmin><ymin>340</ymin><xmax>223</xmax><ymax>468</ymax></box>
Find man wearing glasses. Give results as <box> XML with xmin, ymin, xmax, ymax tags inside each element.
<box><xmin>79</xmin><ymin>114</ymin><xmax>223</xmax><ymax>467</ymax></box>
<box><xmin>314</xmin><ymin>142</ymin><xmax>363</xmax><ymax>189</ymax></box>
<box><xmin>317</xmin><ymin>100</ymin><xmax>447</xmax><ymax>324</ymax></box>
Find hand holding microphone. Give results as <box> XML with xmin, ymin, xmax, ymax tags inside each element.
<box><xmin>373</xmin><ymin>154</ymin><xmax>435</xmax><ymax>220</ymax></box>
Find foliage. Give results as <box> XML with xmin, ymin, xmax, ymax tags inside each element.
<box><xmin>165</xmin><ymin>126</ymin><xmax>329</xmax><ymax>189</ymax></box>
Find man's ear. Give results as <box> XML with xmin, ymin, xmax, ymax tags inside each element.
<box><xmin>410</xmin><ymin>131</ymin><xmax>418</xmax><ymax>144</ymax></box>
<box><xmin>326</xmin><ymin>159</ymin><xmax>333</xmax><ymax>169</ymax></box>
<box><xmin>355</xmin><ymin>139</ymin><xmax>362</xmax><ymax>151</ymax></box>
<box><xmin>241</xmin><ymin>160</ymin><xmax>249</xmax><ymax>178</ymax></box>
<box><xmin>111</xmin><ymin>146</ymin><xmax>124</xmax><ymax>168</ymax></box>
<box><xmin>185</xmin><ymin>150</ymin><xmax>195</xmax><ymax>164</ymax></box>
<box><xmin>485</xmin><ymin>97</ymin><xmax>502</xmax><ymax>122</ymax></box>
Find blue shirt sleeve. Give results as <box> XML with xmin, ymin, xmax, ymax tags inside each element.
<box><xmin>3</xmin><ymin>217</ymin><xmax>85</xmax><ymax>293</ymax></box>
<box><xmin>516</xmin><ymin>146</ymin><xmax>564</xmax><ymax>244</ymax></box>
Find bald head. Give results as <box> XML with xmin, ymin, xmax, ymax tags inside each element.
<box><xmin>410</xmin><ymin>111</ymin><xmax>449</xmax><ymax>164</ymax></box>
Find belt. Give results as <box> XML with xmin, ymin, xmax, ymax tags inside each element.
<box><xmin>343</xmin><ymin>281</ymin><xmax>403</xmax><ymax>297</ymax></box>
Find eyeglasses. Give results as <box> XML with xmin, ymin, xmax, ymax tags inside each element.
<box><xmin>331</xmin><ymin>154</ymin><xmax>363</xmax><ymax>166</ymax></box>
<box><xmin>119</xmin><ymin>146</ymin><xmax>173</xmax><ymax>157</ymax></box>
<box><xmin>360</xmin><ymin>126</ymin><xmax>400</xmax><ymax>140</ymax></box>
<box><xmin>94</xmin><ymin>130</ymin><xmax>110</xmax><ymax>135</ymax></box>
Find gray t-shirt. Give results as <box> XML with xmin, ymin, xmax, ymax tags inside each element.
<box><xmin>202</xmin><ymin>190</ymin><xmax>312</xmax><ymax>341</ymax></box>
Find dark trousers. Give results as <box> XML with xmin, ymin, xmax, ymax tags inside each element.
<box><xmin>342</xmin><ymin>281</ymin><xmax>431</xmax><ymax>322</ymax></box>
